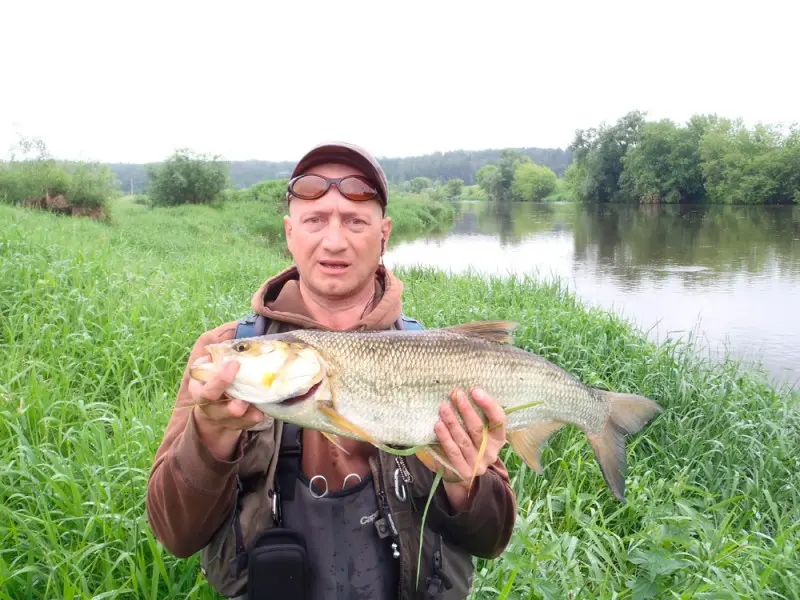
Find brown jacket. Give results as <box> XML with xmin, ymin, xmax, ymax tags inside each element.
<box><xmin>146</xmin><ymin>266</ymin><xmax>517</xmax><ymax>599</ymax></box>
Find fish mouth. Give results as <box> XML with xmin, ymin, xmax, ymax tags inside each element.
<box><xmin>282</xmin><ymin>380</ymin><xmax>322</xmax><ymax>406</ymax></box>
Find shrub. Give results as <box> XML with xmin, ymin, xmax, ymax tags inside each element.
<box><xmin>146</xmin><ymin>149</ymin><xmax>229</xmax><ymax>207</ymax></box>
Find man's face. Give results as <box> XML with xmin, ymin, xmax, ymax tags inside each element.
<box><xmin>284</xmin><ymin>162</ymin><xmax>392</xmax><ymax>300</ymax></box>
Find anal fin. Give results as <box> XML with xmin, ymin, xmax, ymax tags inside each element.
<box><xmin>507</xmin><ymin>420</ymin><xmax>566</xmax><ymax>473</ymax></box>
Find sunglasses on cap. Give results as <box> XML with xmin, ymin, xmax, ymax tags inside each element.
<box><xmin>287</xmin><ymin>173</ymin><xmax>381</xmax><ymax>203</ymax></box>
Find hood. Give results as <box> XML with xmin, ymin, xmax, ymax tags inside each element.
<box><xmin>250</xmin><ymin>264</ymin><xmax>404</xmax><ymax>331</ymax></box>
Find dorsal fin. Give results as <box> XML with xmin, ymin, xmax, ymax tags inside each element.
<box><xmin>445</xmin><ymin>321</ymin><xmax>517</xmax><ymax>344</ymax></box>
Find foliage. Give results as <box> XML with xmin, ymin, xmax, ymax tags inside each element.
<box><xmin>0</xmin><ymin>137</ymin><xmax>118</xmax><ymax>209</ymax></box>
<box><xmin>407</xmin><ymin>177</ymin><xmax>435</xmax><ymax>193</ymax></box>
<box><xmin>476</xmin><ymin>165</ymin><xmax>502</xmax><ymax>200</ymax></box>
<box><xmin>699</xmin><ymin>120</ymin><xmax>800</xmax><ymax>205</ymax></box>
<box><xmin>568</xmin><ymin>111</ymin><xmax>646</xmax><ymax>203</ymax></box>
<box><xmin>1</xmin><ymin>199</ymin><xmax>797</xmax><ymax>599</ymax></box>
<box><xmin>146</xmin><ymin>149</ymin><xmax>230</xmax><ymax>207</ymax></box>
<box><xmin>570</xmin><ymin>111</ymin><xmax>800</xmax><ymax>205</ymax></box>
<box><xmin>443</xmin><ymin>178</ymin><xmax>464</xmax><ymax>200</ymax></box>
<box><xmin>385</xmin><ymin>192</ymin><xmax>455</xmax><ymax>238</ymax></box>
<box><xmin>226</xmin><ymin>178</ymin><xmax>287</xmax><ymax>206</ymax></box>
<box><xmin>512</xmin><ymin>162</ymin><xmax>558</xmax><ymax>202</ymax></box>
<box><xmin>106</xmin><ymin>147</ymin><xmax>573</xmax><ymax>194</ymax></box>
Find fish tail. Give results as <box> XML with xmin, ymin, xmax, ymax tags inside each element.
<box><xmin>587</xmin><ymin>391</ymin><xmax>662</xmax><ymax>502</ymax></box>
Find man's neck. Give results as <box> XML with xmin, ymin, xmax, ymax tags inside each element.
<box><xmin>297</xmin><ymin>279</ymin><xmax>376</xmax><ymax>330</ymax></box>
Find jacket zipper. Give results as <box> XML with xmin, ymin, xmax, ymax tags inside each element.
<box><xmin>396</xmin><ymin>456</ymin><xmax>413</xmax><ymax>484</ymax></box>
<box><xmin>376</xmin><ymin>452</ymin><xmax>405</xmax><ymax>599</ymax></box>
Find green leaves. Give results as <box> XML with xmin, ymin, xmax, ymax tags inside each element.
<box><xmin>146</xmin><ymin>149</ymin><xmax>229</xmax><ymax>207</ymax></box>
<box><xmin>570</xmin><ymin>111</ymin><xmax>800</xmax><ymax>206</ymax></box>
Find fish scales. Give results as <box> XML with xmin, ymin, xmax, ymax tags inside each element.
<box><xmin>290</xmin><ymin>328</ymin><xmax>610</xmax><ymax>446</ymax></box>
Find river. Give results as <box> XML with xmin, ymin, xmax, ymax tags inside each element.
<box><xmin>384</xmin><ymin>202</ymin><xmax>800</xmax><ymax>389</ymax></box>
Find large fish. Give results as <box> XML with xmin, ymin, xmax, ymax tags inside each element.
<box><xmin>189</xmin><ymin>321</ymin><xmax>662</xmax><ymax>501</ymax></box>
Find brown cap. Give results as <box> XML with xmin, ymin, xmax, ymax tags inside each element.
<box><xmin>291</xmin><ymin>142</ymin><xmax>389</xmax><ymax>213</ymax></box>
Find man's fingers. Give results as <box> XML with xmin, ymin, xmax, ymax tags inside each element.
<box><xmin>200</xmin><ymin>361</ymin><xmax>240</xmax><ymax>401</ymax></box>
<box><xmin>452</xmin><ymin>388</ymin><xmax>486</xmax><ymax>448</ymax></box>
<box><xmin>434</xmin><ymin>421</ymin><xmax>469</xmax><ymax>477</ymax></box>
<box><xmin>440</xmin><ymin>401</ymin><xmax>476</xmax><ymax>463</ymax></box>
<box><xmin>471</xmin><ymin>388</ymin><xmax>506</xmax><ymax>433</ymax></box>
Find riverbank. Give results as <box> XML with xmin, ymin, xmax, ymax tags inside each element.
<box><xmin>123</xmin><ymin>187</ymin><xmax>454</xmax><ymax>244</ymax></box>
<box><xmin>0</xmin><ymin>202</ymin><xmax>797</xmax><ymax>598</ymax></box>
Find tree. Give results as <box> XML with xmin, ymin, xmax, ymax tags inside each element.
<box><xmin>476</xmin><ymin>165</ymin><xmax>502</xmax><ymax>201</ymax></box>
<box><xmin>407</xmin><ymin>177</ymin><xmax>434</xmax><ymax>193</ymax></box>
<box><xmin>569</xmin><ymin>110</ymin><xmax>646</xmax><ymax>202</ymax></box>
<box><xmin>512</xmin><ymin>163</ymin><xmax>557</xmax><ymax>201</ymax></box>
<box><xmin>497</xmin><ymin>150</ymin><xmax>530</xmax><ymax>201</ymax></box>
<box><xmin>443</xmin><ymin>178</ymin><xmax>464</xmax><ymax>200</ymax></box>
<box><xmin>147</xmin><ymin>149</ymin><xmax>229</xmax><ymax>206</ymax></box>
<box><xmin>620</xmin><ymin>119</ymin><xmax>705</xmax><ymax>203</ymax></box>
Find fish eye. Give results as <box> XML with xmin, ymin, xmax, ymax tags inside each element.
<box><xmin>234</xmin><ymin>342</ymin><xmax>251</xmax><ymax>353</ymax></box>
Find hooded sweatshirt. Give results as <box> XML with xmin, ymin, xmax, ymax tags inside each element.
<box><xmin>146</xmin><ymin>265</ymin><xmax>516</xmax><ymax>580</ymax></box>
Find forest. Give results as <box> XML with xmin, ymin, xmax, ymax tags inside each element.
<box><xmin>567</xmin><ymin>111</ymin><xmax>800</xmax><ymax>205</ymax></box>
<box><xmin>105</xmin><ymin>146</ymin><xmax>573</xmax><ymax>194</ymax></box>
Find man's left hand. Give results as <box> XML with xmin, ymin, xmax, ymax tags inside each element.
<box><xmin>430</xmin><ymin>387</ymin><xmax>508</xmax><ymax>511</ymax></box>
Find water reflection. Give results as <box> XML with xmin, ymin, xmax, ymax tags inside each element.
<box><xmin>385</xmin><ymin>202</ymin><xmax>800</xmax><ymax>387</ymax></box>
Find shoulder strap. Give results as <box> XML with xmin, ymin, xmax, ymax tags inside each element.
<box><xmin>395</xmin><ymin>314</ymin><xmax>425</xmax><ymax>331</ymax></box>
<box><xmin>235</xmin><ymin>312</ymin><xmax>284</xmax><ymax>338</ymax></box>
<box><xmin>235</xmin><ymin>312</ymin><xmax>267</xmax><ymax>338</ymax></box>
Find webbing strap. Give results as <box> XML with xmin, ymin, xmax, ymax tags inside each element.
<box><xmin>276</xmin><ymin>423</ymin><xmax>302</xmax><ymax>504</ymax></box>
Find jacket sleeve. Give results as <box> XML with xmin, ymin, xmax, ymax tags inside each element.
<box><xmin>145</xmin><ymin>321</ymin><xmax>245</xmax><ymax>558</ymax></box>
<box><xmin>406</xmin><ymin>456</ymin><xmax>517</xmax><ymax>559</ymax></box>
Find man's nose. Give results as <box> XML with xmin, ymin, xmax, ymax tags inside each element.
<box><xmin>321</xmin><ymin>221</ymin><xmax>347</xmax><ymax>251</ymax></box>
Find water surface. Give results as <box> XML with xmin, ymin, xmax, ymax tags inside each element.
<box><xmin>385</xmin><ymin>202</ymin><xmax>800</xmax><ymax>388</ymax></box>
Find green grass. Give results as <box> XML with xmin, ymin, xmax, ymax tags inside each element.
<box><xmin>1</xmin><ymin>201</ymin><xmax>797</xmax><ymax>599</ymax></box>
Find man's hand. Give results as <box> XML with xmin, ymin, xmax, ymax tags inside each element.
<box><xmin>181</xmin><ymin>328</ymin><xmax>264</xmax><ymax>461</ymax></box>
<box><xmin>431</xmin><ymin>387</ymin><xmax>508</xmax><ymax>511</ymax></box>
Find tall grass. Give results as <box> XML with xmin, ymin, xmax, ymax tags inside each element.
<box><xmin>1</xmin><ymin>200</ymin><xmax>797</xmax><ymax>599</ymax></box>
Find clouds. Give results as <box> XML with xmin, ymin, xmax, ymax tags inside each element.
<box><xmin>1</xmin><ymin>0</ymin><xmax>797</xmax><ymax>163</ymax></box>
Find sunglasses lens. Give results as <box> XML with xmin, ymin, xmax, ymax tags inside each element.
<box><xmin>340</xmin><ymin>176</ymin><xmax>378</xmax><ymax>201</ymax></box>
<box><xmin>291</xmin><ymin>174</ymin><xmax>328</xmax><ymax>199</ymax></box>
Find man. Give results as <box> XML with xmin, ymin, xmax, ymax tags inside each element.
<box><xmin>146</xmin><ymin>142</ymin><xmax>517</xmax><ymax>600</ymax></box>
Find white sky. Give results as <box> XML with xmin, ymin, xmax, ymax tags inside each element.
<box><xmin>1</xmin><ymin>0</ymin><xmax>798</xmax><ymax>164</ymax></box>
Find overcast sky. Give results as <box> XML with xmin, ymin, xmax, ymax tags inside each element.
<box><xmin>1</xmin><ymin>0</ymin><xmax>798</xmax><ymax>164</ymax></box>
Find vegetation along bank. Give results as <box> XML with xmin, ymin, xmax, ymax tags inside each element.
<box><xmin>0</xmin><ymin>198</ymin><xmax>797</xmax><ymax>599</ymax></box>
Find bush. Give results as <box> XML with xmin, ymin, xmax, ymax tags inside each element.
<box><xmin>0</xmin><ymin>137</ymin><xmax>118</xmax><ymax>212</ymax></box>
<box><xmin>146</xmin><ymin>149</ymin><xmax>229</xmax><ymax>207</ymax></box>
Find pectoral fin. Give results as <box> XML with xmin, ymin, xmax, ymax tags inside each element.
<box><xmin>507</xmin><ymin>420</ymin><xmax>566</xmax><ymax>473</ymax></box>
<box><xmin>318</xmin><ymin>404</ymin><xmax>381</xmax><ymax>445</ymax></box>
<box><xmin>321</xmin><ymin>432</ymin><xmax>351</xmax><ymax>455</ymax></box>
<box><xmin>415</xmin><ymin>445</ymin><xmax>463</xmax><ymax>483</ymax></box>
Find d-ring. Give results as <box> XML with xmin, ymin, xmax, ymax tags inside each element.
<box><xmin>343</xmin><ymin>473</ymin><xmax>362</xmax><ymax>489</ymax></box>
<box><xmin>309</xmin><ymin>474</ymin><xmax>328</xmax><ymax>498</ymax></box>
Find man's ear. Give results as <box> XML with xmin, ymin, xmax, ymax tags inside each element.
<box><xmin>380</xmin><ymin>216</ymin><xmax>392</xmax><ymax>252</ymax></box>
<box><xmin>284</xmin><ymin>215</ymin><xmax>292</xmax><ymax>245</ymax></box>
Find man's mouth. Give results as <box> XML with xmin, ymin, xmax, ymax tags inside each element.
<box><xmin>319</xmin><ymin>261</ymin><xmax>350</xmax><ymax>271</ymax></box>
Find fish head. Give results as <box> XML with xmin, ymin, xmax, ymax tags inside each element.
<box><xmin>189</xmin><ymin>337</ymin><xmax>326</xmax><ymax>406</ymax></box>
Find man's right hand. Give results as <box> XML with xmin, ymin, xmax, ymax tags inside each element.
<box><xmin>183</xmin><ymin>327</ymin><xmax>265</xmax><ymax>461</ymax></box>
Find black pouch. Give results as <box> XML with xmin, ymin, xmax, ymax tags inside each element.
<box><xmin>247</xmin><ymin>528</ymin><xmax>310</xmax><ymax>600</ymax></box>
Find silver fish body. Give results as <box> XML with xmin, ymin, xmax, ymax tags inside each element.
<box><xmin>190</xmin><ymin>321</ymin><xmax>662</xmax><ymax>501</ymax></box>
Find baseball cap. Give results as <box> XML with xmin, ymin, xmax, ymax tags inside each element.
<box><xmin>290</xmin><ymin>142</ymin><xmax>389</xmax><ymax>213</ymax></box>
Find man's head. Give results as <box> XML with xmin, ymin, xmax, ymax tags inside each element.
<box><xmin>283</xmin><ymin>142</ymin><xmax>392</xmax><ymax>300</ymax></box>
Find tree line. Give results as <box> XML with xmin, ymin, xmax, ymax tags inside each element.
<box><xmin>106</xmin><ymin>146</ymin><xmax>573</xmax><ymax>194</ymax></box>
<box><xmin>567</xmin><ymin>111</ymin><xmax>800</xmax><ymax>204</ymax></box>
